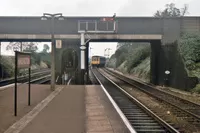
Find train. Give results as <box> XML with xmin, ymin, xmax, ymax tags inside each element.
<box><xmin>91</xmin><ymin>56</ymin><xmax>106</xmax><ymax>67</ymax></box>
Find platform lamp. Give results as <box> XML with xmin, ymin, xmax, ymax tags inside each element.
<box><xmin>41</xmin><ymin>13</ymin><xmax>64</xmax><ymax>91</ymax></box>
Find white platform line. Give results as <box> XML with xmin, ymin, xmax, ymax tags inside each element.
<box><xmin>0</xmin><ymin>83</ymin><xmax>15</xmax><ymax>91</ymax></box>
<box><xmin>67</xmin><ymin>78</ymin><xmax>72</xmax><ymax>85</ymax></box>
<box><xmin>4</xmin><ymin>87</ymin><xmax>63</xmax><ymax>133</ymax></box>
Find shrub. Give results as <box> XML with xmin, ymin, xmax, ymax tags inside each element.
<box><xmin>178</xmin><ymin>33</ymin><xmax>200</xmax><ymax>69</ymax></box>
<box><xmin>126</xmin><ymin>45</ymin><xmax>151</xmax><ymax>73</ymax></box>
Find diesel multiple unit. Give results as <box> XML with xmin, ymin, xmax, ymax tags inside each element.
<box><xmin>91</xmin><ymin>56</ymin><xmax>106</xmax><ymax>67</ymax></box>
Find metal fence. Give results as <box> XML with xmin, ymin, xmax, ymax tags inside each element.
<box><xmin>78</xmin><ymin>20</ymin><xmax>117</xmax><ymax>33</ymax></box>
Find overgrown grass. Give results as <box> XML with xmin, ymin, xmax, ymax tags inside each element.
<box><xmin>126</xmin><ymin>45</ymin><xmax>150</xmax><ymax>73</ymax></box>
<box><xmin>130</xmin><ymin>57</ymin><xmax>150</xmax><ymax>82</ymax></box>
<box><xmin>117</xmin><ymin>61</ymin><xmax>127</xmax><ymax>73</ymax></box>
<box><xmin>107</xmin><ymin>43</ymin><xmax>151</xmax><ymax>81</ymax></box>
<box><xmin>106</xmin><ymin>54</ymin><xmax>116</xmax><ymax>68</ymax></box>
<box><xmin>191</xmin><ymin>84</ymin><xmax>200</xmax><ymax>93</ymax></box>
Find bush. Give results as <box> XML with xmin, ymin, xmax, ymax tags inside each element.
<box><xmin>131</xmin><ymin>57</ymin><xmax>150</xmax><ymax>82</ymax></box>
<box><xmin>126</xmin><ymin>45</ymin><xmax>151</xmax><ymax>73</ymax></box>
<box><xmin>178</xmin><ymin>33</ymin><xmax>200</xmax><ymax>69</ymax></box>
<box><xmin>115</xmin><ymin>46</ymin><xmax>128</xmax><ymax>67</ymax></box>
<box><xmin>178</xmin><ymin>33</ymin><xmax>200</xmax><ymax>79</ymax></box>
<box><xmin>191</xmin><ymin>84</ymin><xmax>200</xmax><ymax>93</ymax></box>
<box><xmin>106</xmin><ymin>55</ymin><xmax>116</xmax><ymax>68</ymax></box>
<box><xmin>0</xmin><ymin>56</ymin><xmax>14</xmax><ymax>78</ymax></box>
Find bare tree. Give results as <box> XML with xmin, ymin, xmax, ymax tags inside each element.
<box><xmin>6</xmin><ymin>42</ymin><xmax>38</xmax><ymax>52</ymax></box>
<box><xmin>154</xmin><ymin>3</ymin><xmax>189</xmax><ymax>17</ymax></box>
<box><xmin>181</xmin><ymin>4</ymin><xmax>189</xmax><ymax>16</ymax></box>
<box><xmin>42</xmin><ymin>44</ymin><xmax>50</xmax><ymax>53</ymax></box>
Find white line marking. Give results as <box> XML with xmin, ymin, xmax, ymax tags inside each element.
<box><xmin>0</xmin><ymin>83</ymin><xmax>15</xmax><ymax>90</ymax></box>
<box><xmin>67</xmin><ymin>78</ymin><xmax>72</xmax><ymax>85</ymax></box>
<box><xmin>92</xmin><ymin>70</ymin><xmax>136</xmax><ymax>133</ymax></box>
<box><xmin>4</xmin><ymin>87</ymin><xmax>63</xmax><ymax>133</ymax></box>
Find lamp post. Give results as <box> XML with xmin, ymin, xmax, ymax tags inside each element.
<box><xmin>41</xmin><ymin>13</ymin><xmax>64</xmax><ymax>91</ymax></box>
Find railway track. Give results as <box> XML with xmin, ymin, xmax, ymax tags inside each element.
<box><xmin>30</xmin><ymin>75</ymin><xmax>51</xmax><ymax>84</ymax></box>
<box><xmin>91</xmin><ymin>68</ymin><xmax>179</xmax><ymax>133</ymax></box>
<box><xmin>0</xmin><ymin>69</ymin><xmax>51</xmax><ymax>87</ymax></box>
<box><xmin>103</xmin><ymin>68</ymin><xmax>200</xmax><ymax>126</ymax></box>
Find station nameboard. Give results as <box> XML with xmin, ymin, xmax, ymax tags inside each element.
<box><xmin>17</xmin><ymin>54</ymin><xmax>31</xmax><ymax>68</ymax></box>
<box><xmin>14</xmin><ymin>51</ymin><xmax>31</xmax><ymax>116</ymax></box>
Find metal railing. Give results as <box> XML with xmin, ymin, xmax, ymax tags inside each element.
<box><xmin>78</xmin><ymin>20</ymin><xmax>117</xmax><ymax>33</ymax></box>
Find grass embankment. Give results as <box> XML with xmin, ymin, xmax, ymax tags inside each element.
<box><xmin>107</xmin><ymin>32</ymin><xmax>200</xmax><ymax>92</ymax></box>
<box><xmin>107</xmin><ymin>43</ymin><xmax>151</xmax><ymax>82</ymax></box>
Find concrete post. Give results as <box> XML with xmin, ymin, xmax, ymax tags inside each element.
<box><xmin>85</xmin><ymin>43</ymin><xmax>89</xmax><ymax>83</ymax></box>
<box><xmin>80</xmin><ymin>32</ymin><xmax>85</xmax><ymax>69</ymax></box>
<box><xmin>80</xmin><ymin>32</ymin><xmax>85</xmax><ymax>84</ymax></box>
<box><xmin>51</xmin><ymin>17</ymin><xmax>56</xmax><ymax>90</ymax></box>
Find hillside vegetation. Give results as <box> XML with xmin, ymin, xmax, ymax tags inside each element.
<box><xmin>178</xmin><ymin>33</ymin><xmax>200</xmax><ymax>92</ymax></box>
<box><xmin>107</xmin><ymin>43</ymin><xmax>151</xmax><ymax>82</ymax></box>
<box><xmin>107</xmin><ymin>32</ymin><xmax>200</xmax><ymax>92</ymax></box>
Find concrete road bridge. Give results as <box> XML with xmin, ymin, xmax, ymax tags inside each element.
<box><xmin>0</xmin><ymin>16</ymin><xmax>199</xmax><ymax>85</ymax></box>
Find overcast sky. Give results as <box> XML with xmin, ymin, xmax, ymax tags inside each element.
<box><xmin>1</xmin><ymin>0</ymin><xmax>199</xmax><ymax>16</ymax></box>
<box><xmin>0</xmin><ymin>0</ymin><xmax>199</xmax><ymax>56</ymax></box>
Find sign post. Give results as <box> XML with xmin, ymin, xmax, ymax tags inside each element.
<box><xmin>14</xmin><ymin>51</ymin><xmax>31</xmax><ymax>116</ymax></box>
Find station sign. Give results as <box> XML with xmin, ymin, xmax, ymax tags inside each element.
<box><xmin>17</xmin><ymin>54</ymin><xmax>31</xmax><ymax>68</ymax></box>
<box><xmin>56</xmin><ymin>40</ymin><xmax>62</xmax><ymax>49</ymax></box>
<box><xmin>14</xmin><ymin>51</ymin><xmax>31</xmax><ymax>116</ymax></box>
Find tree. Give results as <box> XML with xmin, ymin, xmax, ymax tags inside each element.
<box><xmin>42</xmin><ymin>44</ymin><xmax>50</xmax><ymax>53</ymax></box>
<box><xmin>178</xmin><ymin>33</ymin><xmax>200</xmax><ymax>70</ymax></box>
<box><xmin>23</xmin><ymin>42</ymin><xmax>38</xmax><ymax>52</ymax></box>
<box><xmin>6</xmin><ymin>42</ymin><xmax>38</xmax><ymax>52</ymax></box>
<box><xmin>154</xmin><ymin>3</ymin><xmax>188</xmax><ymax>17</ymax></box>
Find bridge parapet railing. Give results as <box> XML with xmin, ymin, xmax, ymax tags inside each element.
<box><xmin>78</xmin><ymin>20</ymin><xmax>117</xmax><ymax>33</ymax></box>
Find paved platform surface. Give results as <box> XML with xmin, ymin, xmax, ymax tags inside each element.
<box><xmin>20</xmin><ymin>85</ymin><xmax>85</xmax><ymax>133</ymax></box>
<box><xmin>4</xmin><ymin>85</ymin><xmax>130</xmax><ymax>133</ymax></box>
<box><xmin>85</xmin><ymin>85</ymin><xmax>130</xmax><ymax>133</ymax></box>
<box><xmin>0</xmin><ymin>84</ymin><xmax>51</xmax><ymax>133</ymax></box>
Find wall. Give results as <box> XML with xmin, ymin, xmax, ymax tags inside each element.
<box><xmin>157</xmin><ymin>43</ymin><xmax>198</xmax><ymax>89</ymax></box>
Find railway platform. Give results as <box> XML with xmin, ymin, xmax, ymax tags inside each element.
<box><xmin>3</xmin><ymin>85</ymin><xmax>130</xmax><ymax>133</ymax></box>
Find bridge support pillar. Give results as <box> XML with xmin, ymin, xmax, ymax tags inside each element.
<box><xmin>150</xmin><ymin>40</ymin><xmax>161</xmax><ymax>85</ymax></box>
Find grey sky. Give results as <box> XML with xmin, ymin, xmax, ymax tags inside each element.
<box><xmin>0</xmin><ymin>0</ymin><xmax>199</xmax><ymax>56</ymax></box>
<box><xmin>89</xmin><ymin>42</ymin><xmax>117</xmax><ymax>57</ymax></box>
<box><xmin>1</xmin><ymin>0</ymin><xmax>199</xmax><ymax>16</ymax></box>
